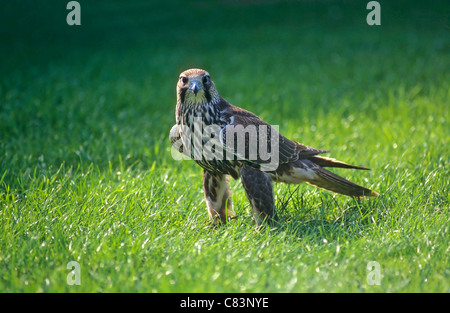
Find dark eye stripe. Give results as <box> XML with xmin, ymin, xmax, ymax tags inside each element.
<box><xmin>180</xmin><ymin>88</ymin><xmax>186</xmax><ymax>103</ymax></box>
<box><xmin>204</xmin><ymin>89</ymin><xmax>212</xmax><ymax>103</ymax></box>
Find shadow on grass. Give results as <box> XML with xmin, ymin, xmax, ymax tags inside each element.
<box><xmin>270</xmin><ymin>188</ymin><xmax>383</xmax><ymax>242</ymax></box>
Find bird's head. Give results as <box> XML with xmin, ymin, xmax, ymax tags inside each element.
<box><xmin>177</xmin><ymin>68</ymin><xmax>219</xmax><ymax>106</ymax></box>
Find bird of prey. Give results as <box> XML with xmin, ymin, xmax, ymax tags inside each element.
<box><xmin>170</xmin><ymin>68</ymin><xmax>379</xmax><ymax>225</ymax></box>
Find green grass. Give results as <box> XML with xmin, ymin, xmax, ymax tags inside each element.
<box><xmin>0</xmin><ymin>0</ymin><xmax>449</xmax><ymax>292</ymax></box>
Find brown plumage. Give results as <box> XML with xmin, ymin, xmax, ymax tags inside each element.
<box><xmin>170</xmin><ymin>68</ymin><xmax>379</xmax><ymax>225</ymax></box>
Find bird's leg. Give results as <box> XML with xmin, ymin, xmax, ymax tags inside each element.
<box><xmin>203</xmin><ymin>170</ymin><xmax>235</xmax><ymax>224</ymax></box>
<box><xmin>240</xmin><ymin>165</ymin><xmax>278</xmax><ymax>226</ymax></box>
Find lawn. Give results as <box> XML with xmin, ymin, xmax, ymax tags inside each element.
<box><xmin>0</xmin><ymin>0</ymin><xmax>448</xmax><ymax>293</ymax></box>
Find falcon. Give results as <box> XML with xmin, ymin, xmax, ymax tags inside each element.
<box><xmin>170</xmin><ymin>68</ymin><xmax>379</xmax><ymax>225</ymax></box>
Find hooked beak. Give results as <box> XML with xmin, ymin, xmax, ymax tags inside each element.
<box><xmin>189</xmin><ymin>81</ymin><xmax>200</xmax><ymax>95</ymax></box>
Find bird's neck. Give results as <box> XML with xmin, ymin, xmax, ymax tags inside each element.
<box><xmin>177</xmin><ymin>97</ymin><xmax>229</xmax><ymax>128</ymax></box>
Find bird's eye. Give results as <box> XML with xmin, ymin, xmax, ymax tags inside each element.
<box><xmin>202</xmin><ymin>75</ymin><xmax>210</xmax><ymax>85</ymax></box>
<box><xmin>180</xmin><ymin>76</ymin><xmax>188</xmax><ymax>85</ymax></box>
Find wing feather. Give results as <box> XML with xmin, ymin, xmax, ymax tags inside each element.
<box><xmin>219</xmin><ymin>105</ymin><xmax>328</xmax><ymax>166</ymax></box>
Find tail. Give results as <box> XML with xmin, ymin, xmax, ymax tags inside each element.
<box><xmin>306</xmin><ymin>156</ymin><xmax>378</xmax><ymax>197</ymax></box>
<box><xmin>308</xmin><ymin>166</ymin><xmax>379</xmax><ymax>198</ymax></box>
<box><xmin>272</xmin><ymin>157</ymin><xmax>379</xmax><ymax>197</ymax></box>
